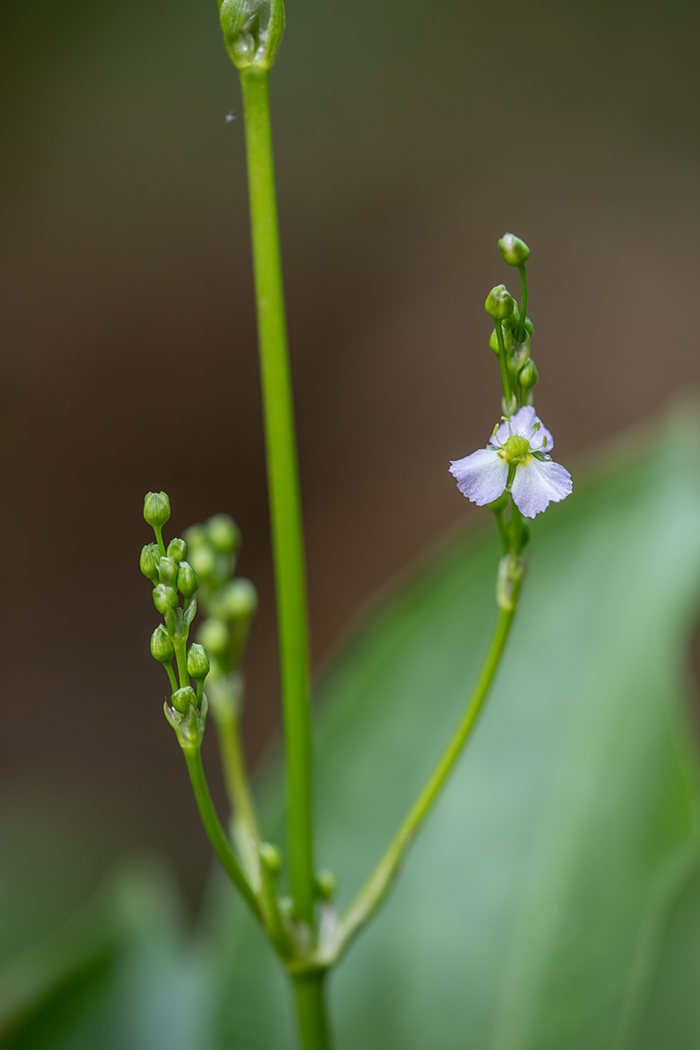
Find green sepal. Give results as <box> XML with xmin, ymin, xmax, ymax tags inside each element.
<box><xmin>139</xmin><ymin>543</ymin><xmax>160</xmax><ymax>583</ymax></box>
<box><xmin>219</xmin><ymin>0</ymin><xmax>285</xmax><ymax>72</ymax></box>
<box><xmin>164</xmin><ymin>605</ymin><xmax>188</xmax><ymax>639</ymax></box>
<box><xmin>158</xmin><ymin>556</ymin><xmax>178</xmax><ymax>587</ymax></box>
<box><xmin>183</xmin><ymin>596</ymin><xmax>198</xmax><ymax>626</ymax></box>
<box><xmin>166</xmin><ymin>537</ymin><xmax>187</xmax><ymax>563</ymax></box>
<box><xmin>153</xmin><ymin>584</ymin><xmax>178</xmax><ymax>614</ymax></box>
<box><xmin>164</xmin><ymin>692</ymin><xmax>208</xmax><ymax>750</ymax></box>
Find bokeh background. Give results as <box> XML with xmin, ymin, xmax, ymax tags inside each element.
<box><xmin>2</xmin><ymin>0</ymin><xmax>700</xmax><ymax>905</ymax></box>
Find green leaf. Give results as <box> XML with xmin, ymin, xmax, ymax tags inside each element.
<box><xmin>205</xmin><ymin>408</ymin><xmax>700</xmax><ymax>1049</ymax></box>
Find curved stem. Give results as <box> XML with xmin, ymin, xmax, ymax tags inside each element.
<box><xmin>239</xmin><ymin>67</ymin><xmax>315</xmax><ymax>925</ymax></box>
<box><xmin>336</xmin><ymin>605</ymin><xmax>516</xmax><ymax>956</ymax></box>
<box><xmin>183</xmin><ymin>746</ymin><xmax>259</xmax><ymax>918</ymax></box>
<box><xmin>292</xmin><ymin>973</ymin><xmax>331</xmax><ymax>1050</ymax></box>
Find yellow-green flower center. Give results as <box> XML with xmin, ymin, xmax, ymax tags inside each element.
<box><xmin>502</xmin><ymin>434</ymin><xmax>531</xmax><ymax>464</ymax></box>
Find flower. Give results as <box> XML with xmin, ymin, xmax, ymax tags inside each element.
<box><xmin>449</xmin><ymin>406</ymin><xmax>572</xmax><ymax>518</ymax></box>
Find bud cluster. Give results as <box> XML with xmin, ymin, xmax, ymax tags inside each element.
<box><xmin>484</xmin><ymin>233</ymin><xmax>539</xmax><ymax>415</ymax></box>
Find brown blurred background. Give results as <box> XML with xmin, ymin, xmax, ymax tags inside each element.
<box><xmin>1</xmin><ymin>0</ymin><xmax>700</xmax><ymax>899</ymax></box>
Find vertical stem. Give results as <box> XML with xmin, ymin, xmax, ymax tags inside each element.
<box><xmin>292</xmin><ymin>973</ymin><xmax>331</xmax><ymax>1050</ymax></box>
<box><xmin>494</xmin><ymin>320</ymin><xmax>512</xmax><ymax>404</ymax></box>
<box><xmin>517</xmin><ymin>263</ymin><xmax>528</xmax><ymax>341</ymax></box>
<box><xmin>239</xmin><ymin>68</ymin><xmax>315</xmax><ymax>925</ymax></box>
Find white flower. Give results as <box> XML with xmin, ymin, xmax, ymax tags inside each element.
<box><xmin>449</xmin><ymin>405</ymin><xmax>572</xmax><ymax>518</ymax></box>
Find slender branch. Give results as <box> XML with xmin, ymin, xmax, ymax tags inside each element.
<box><xmin>335</xmin><ymin>605</ymin><xmax>516</xmax><ymax>956</ymax></box>
<box><xmin>493</xmin><ymin>320</ymin><xmax>512</xmax><ymax>404</ymax></box>
<box><xmin>239</xmin><ymin>67</ymin><xmax>316</xmax><ymax>925</ymax></box>
<box><xmin>292</xmin><ymin>973</ymin><xmax>331</xmax><ymax>1050</ymax></box>
<box><xmin>182</xmin><ymin>745</ymin><xmax>259</xmax><ymax>917</ymax></box>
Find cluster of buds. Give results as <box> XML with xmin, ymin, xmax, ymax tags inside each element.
<box><xmin>485</xmin><ymin>234</ymin><xmax>537</xmax><ymax>416</ymax></box>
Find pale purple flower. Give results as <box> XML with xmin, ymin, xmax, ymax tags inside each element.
<box><xmin>449</xmin><ymin>406</ymin><xmax>572</xmax><ymax>518</ymax></box>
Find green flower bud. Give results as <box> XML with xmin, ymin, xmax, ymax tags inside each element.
<box><xmin>177</xmin><ymin>561</ymin><xmax>199</xmax><ymax>601</ymax></box>
<box><xmin>197</xmin><ymin>618</ymin><xmax>230</xmax><ymax>656</ymax></box>
<box><xmin>524</xmin><ymin>318</ymin><xmax>534</xmax><ymax>337</ymax></box>
<box><xmin>498</xmin><ymin>233</ymin><xmax>530</xmax><ymax>267</ymax></box>
<box><xmin>259</xmin><ymin>841</ymin><xmax>282</xmax><ymax>875</ymax></box>
<box><xmin>315</xmin><ymin>870</ymin><xmax>337</xmax><ymax>901</ymax></box>
<box><xmin>206</xmin><ymin>514</ymin><xmax>241</xmax><ymax>554</ymax></box>
<box><xmin>188</xmin><ymin>544</ymin><xmax>217</xmax><ymax>580</ymax></box>
<box><xmin>150</xmin><ymin>624</ymin><xmax>175</xmax><ymax>664</ymax></box>
<box><xmin>167</xmin><ymin>537</ymin><xmax>187</xmax><ymax>563</ymax></box>
<box><xmin>187</xmin><ymin>643</ymin><xmax>210</xmax><ymax>681</ymax></box>
<box><xmin>220</xmin><ymin>0</ymin><xmax>285</xmax><ymax>72</ymax></box>
<box><xmin>485</xmin><ymin>285</ymin><xmax>515</xmax><ymax>321</ymax></box>
<box><xmin>158</xmin><ymin>556</ymin><xmax>178</xmax><ymax>587</ymax></box>
<box><xmin>143</xmin><ymin>491</ymin><xmax>170</xmax><ymax>529</ymax></box>
<box><xmin>519</xmin><ymin>359</ymin><xmax>539</xmax><ymax>391</ymax></box>
<box><xmin>212</xmin><ymin>578</ymin><xmax>258</xmax><ymax>621</ymax></box>
<box><xmin>153</xmin><ymin>584</ymin><xmax>178</xmax><ymax>614</ymax></box>
<box><xmin>140</xmin><ymin>543</ymin><xmax>160</xmax><ymax>583</ymax></box>
<box><xmin>171</xmin><ymin>686</ymin><xmax>197</xmax><ymax>715</ymax></box>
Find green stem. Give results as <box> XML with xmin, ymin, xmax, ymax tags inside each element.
<box><xmin>164</xmin><ymin>662</ymin><xmax>178</xmax><ymax>694</ymax></box>
<box><xmin>183</xmin><ymin>746</ymin><xmax>259</xmax><ymax>917</ymax></box>
<box><xmin>292</xmin><ymin>973</ymin><xmax>331</xmax><ymax>1050</ymax></box>
<box><xmin>517</xmin><ymin>264</ymin><xmax>528</xmax><ymax>341</ymax></box>
<box><xmin>173</xmin><ymin>640</ymin><xmax>189</xmax><ymax>690</ymax></box>
<box><xmin>494</xmin><ymin>320</ymin><xmax>512</xmax><ymax>405</ymax></box>
<box><xmin>239</xmin><ymin>67</ymin><xmax>315</xmax><ymax>925</ymax></box>
<box><xmin>336</xmin><ymin>605</ymin><xmax>516</xmax><ymax>956</ymax></box>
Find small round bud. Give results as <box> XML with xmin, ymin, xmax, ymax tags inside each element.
<box><xmin>153</xmin><ymin>584</ymin><xmax>178</xmax><ymax>614</ymax></box>
<box><xmin>197</xmin><ymin>618</ymin><xmax>229</xmax><ymax>656</ymax></box>
<box><xmin>206</xmin><ymin>514</ymin><xmax>241</xmax><ymax>554</ymax></box>
<box><xmin>315</xmin><ymin>870</ymin><xmax>336</xmax><ymax>900</ymax></box>
<box><xmin>519</xmin><ymin>359</ymin><xmax>539</xmax><ymax>391</ymax></box>
<box><xmin>167</xmin><ymin>537</ymin><xmax>187</xmax><ymax>563</ymax></box>
<box><xmin>171</xmin><ymin>685</ymin><xmax>197</xmax><ymax>714</ymax></box>
<box><xmin>188</xmin><ymin>544</ymin><xmax>216</xmax><ymax>580</ymax></box>
<box><xmin>214</xmin><ymin>578</ymin><xmax>258</xmax><ymax>621</ymax></box>
<box><xmin>187</xmin><ymin>643</ymin><xmax>210</xmax><ymax>681</ymax></box>
<box><xmin>143</xmin><ymin>491</ymin><xmax>170</xmax><ymax>529</ymax></box>
<box><xmin>498</xmin><ymin>233</ymin><xmax>530</xmax><ymax>267</ymax></box>
<box><xmin>259</xmin><ymin>841</ymin><xmax>282</xmax><ymax>875</ymax></box>
<box><xmin>524</xmin><ymin>318</ymin><xmax>534</xmax><ymax>337</ymax></box>
<box><xmin>485</xmin><ymin>285</ymin><xmax>515</xmax><ymax>321</ymax></box>
<box><xmin>158</xmin><ymin>556</ymin><xmax>178</xmax><ymax>587</ymax></box>
<box><xmin>150</xmin><ymin>624</ymin><xmax>175</xmax><ymax>664</ymax></box>
<box><xmin>177</xmin><ymin>561</ymin><xmax>200</xmax><ymax>601</ymax></box>
<box><xmin>140</xmin><ymin>543</ymin><xmax>160</xmax><ymax>583</ymax></box>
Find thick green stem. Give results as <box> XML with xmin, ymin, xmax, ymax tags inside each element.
<box><xmin>292</xmin><ymin>973</ymin><xmax>331</xmax><ymax>1050</ymax></box>
<box><xmin>239</xmin><ymin>67</ymin><xmax>315</xmax><ymax>925</ymax></box>
<box><xmin>183</xmin><ymin>746</ymin><xmax>259</xmax><ymax>917</ymax></box>
<box><xmin>337</xmin><ymin>605</ymin><xmax>516</xmax><ymax>955</ymax></box>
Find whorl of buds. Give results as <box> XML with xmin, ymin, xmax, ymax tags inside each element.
<box><xmin>498</xmin><ymin>233</ymin><xmax>530</xmax><ymax>267</ymax></box>
<box><xmin>143</xmin><ymin>491</ymin><xmax>170</xmax><ymax>529</ymax></box>
<box><xmin>150</xmin><ymin>624</ymin><xmax>175</xmax><ymax>664</ymax></box>
<box><xmin>485</xmin><ymin>285</ymin><xmax>515</xmax><ymax>321</ymax></box>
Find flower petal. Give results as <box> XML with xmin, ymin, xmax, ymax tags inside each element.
<box><xmin>511</xmin><ymin>457</ymin><xmax>572</xmax><ymax>518</ymax></box>
<box><xmin>450</xmin><ymin>449</ymin><xmax>509</xmax><ymax>506</ymax></box>
<box><xmin>494</xmin><ymin>405</ymin><xmax>554</xmax><ymax>453</ymax></box>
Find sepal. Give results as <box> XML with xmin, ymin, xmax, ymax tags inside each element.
<box><xmin>220</xmin><ymin>0</ymin><xmax>285</xmax><ymax>71</ymax></box>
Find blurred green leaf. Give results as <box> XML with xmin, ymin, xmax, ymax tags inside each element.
<box><xmin>205</xmin><ymin>408</ymin><xmax>700</xmax><ymax>1049</ymax></box>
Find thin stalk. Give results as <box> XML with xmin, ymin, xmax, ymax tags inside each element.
<box><xmin>494</xmin><ymin>320</ymin><xmax>512</xmax><ymax>404</ymax></box>
<box><xmin>164</xmin><ymin>661</ymin><xmax>178</xmax><ymax>695</ymax></box>
<box><xmin>239</xmin><ymin>67</ymin><xmax>315</xmax><ymax>925</ymax></box>
<box><xmin>292</xmin><ymin>973</ymin><xmax>331</xmax><ymax>1050</ymax></box>
<box><xmin>174</xmin><ymin>640</ymin><xmax>189</xmax><ymax>690</ymax></box>
<box><xmin>337</xmin><ymin>605</ymin><xmax>516</xmax><ymax>955</ymax></box>
<box><xmin>517</xmin><ymin>264</ymin><xmax>528</xmax><ymax>341</ymax></box>
<box><xmin>183</xmin><ymin>745</ymin><xmax>259</xmax><ymax>918</ymax></box>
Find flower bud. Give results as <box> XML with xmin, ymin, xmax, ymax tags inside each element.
<box><xmin>167</xmin><ymin>537</ymin><xmax>187</xmax><ymax>563</ymax></box>
<box><xmin>259</xmin><ymin>841</ymin><xmax>282</xmax><ymax>875</ymax></box>
<box><xmin>485</xmin><ymin>285</ymin><xmax>515</xmax><ymax>321</ymax></box>
<box><xmin>220</xmin><ymin>0</ymin><xmax>285</xmax><ymax>72</ymax></box>
<box><xmin>177</xmin><ymin>561</ymin><xmax>200</xmax><ymax>601</ymax></box>
<box><xmin>524</xmin><ymin>318</ymin><xmax>534</xmax><ymax>337</ymax></box>
<box><xmin>171</xmin><ymin>685</ymin><xmax>197</xmax><ymax>715</ymax></box>
<box><xmin>519</xmin><ymin>359</ymin><xmax>538</xmax><ymax>391</ymax></box>
<box><xmin>206</xmin><ymin>514</ymin><xmax>241</xmax><ymax>554</ymax></box>
<box><xmin>187</xmin><ymin>643</ymin><xmax>210</xmax><ymax>681</ymax></box>
<box><xmin>158</xmin><ymin>556</ymin><xmax>178</xmax><ymax>587</ymax></box>
<box><xmin>150</xmin><ymin>624</ymin><xmax>175</xmax><ymax>664</ymax></box>
<box><xmin>153</xmin><ymin>584</ymin><xmax>178</xmax><ymax>614</ymax></box>
<box><xmin>140</xmin><ymin>543</ymin><xmax>160</xmax><ymax>583</ymax></box>
<box><xmin>188</xmin><ymin>544</ymin><xmax>217</xmax><ymax>580</ymax></box>
<box><xmin>498</xmin><ymin>233</ymin><xmax>530</xmax><ymax>267</ymax></box>
<box><xmin>315</xmin><ymin>870</ymin><xmax>337</xmax><ymax>901</ymax></box>
<box><xmin>143</xmin><ymin>491</ymin><xmax>170</xmax><ymax>529</ymax></box>
<box><xmin>197</xmin><ymin>618</ymin><xmax>230</xmax><ymax>657</ymax></box>
<box><xmin>213</xmin><ymin>578</ymin><xmax>258</xmax><ymax>621</ymax></box>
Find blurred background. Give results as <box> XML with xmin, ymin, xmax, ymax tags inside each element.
<box><xmin>1</xmin><ymin>0</ymin><xmax>700</xmax><ymax>910</ymax></box>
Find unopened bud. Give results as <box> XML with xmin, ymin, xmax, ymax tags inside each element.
<box><xmin>143</xmin><ymin>491</ymin><xmax>170</xmax><ymax>529</ymax></box>
<box><xmin>206</xmin><ymin>514</ymin><xmax>241</xmax><ymax>554</ymax></box>
<box><xmin>177</xmin><ymin>561</ymin><xmax>199</xmax><ymax>601</ymax></box>
<box><xmin>158</xmin><ymin>557</ymin><xmax>178</xmax><ymax>587</ymax></box>
<box><xmin>188</xmin><ymin>544</ymin><xmax>216</xmax><ymax>580</ymax></box>
<box><xmin>187</xmin><ymin>643</ymin><xmax>210</xmax><ymax>681</ymax></box>
<box><xmin>220</xmin><ymin>0</ymin><xmax>285</xmax><ymax>72</ymax></box>
<box><xmin>153</xmin><ymin>584</ymin><xmax>178</xmax><ymax>614</ymax></box>
<box><xmin>197</xmin><ymin>618</ymin><xmax>229</xmax><ymax>656</ymax></box>
<box><xmin>498</xmin><ymin>233</ymin><xmax>530</xmax><ymax>267</ymax></box>
<box><xmin>519</xmin><ymin>359</ymin><xmax>539</xmax><ymax>391</ymax></box>
<box><xmin>524</xmin><ymin>318</ymin><xmax>534</xmax><ymax>337</ymax></box>
<box><xmin>167</xmin><ymin>537</ymin><xmax>187</xmax><ymax>563</ymax></box>
<box><xmin>140</xmin><ymin>543</ymin><xmax>160</xmax><ymax>583</ymax></box>
<box><xmin>315</xmin><ymin>870</ymin><xmax>337</xmax><ymax>901</ymax></box>
<box><xmin>485</xmin><ymin>285</ymin><xmax>515</xmax><ymax>321</ymax></box>
<box><xmin>259</xmin><ymin>841</ymin><xmax>282</xmax><ymax>875</ymax></box>
<box><xmin>214</xmin><ymin>578</ymin><xmax>258</xmax><ymax>621</ymax></box>
<box><xmin>151</xmin><ymin>624</ymin><xmax>175</xmax><ymax>664</ymax></box>
<box><xmin>171</xmin><ymin>686</ymin><xmax>197</xmax><ymax>715</ymax></box>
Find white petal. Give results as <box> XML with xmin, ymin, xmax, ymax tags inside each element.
<box><xmin>511</xmin><ymin>457</ymin><xmax>572</xmax><ymax>518</ymax></box>
<box><xmin>495</xmin><ymin>405</ymin><xmax>554</xmax><ymax>453</ymax></box>
<box><xmin>450</xmin><ymin>449</ymin><xmax>509</xmax><ymax>506</ymax></box>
